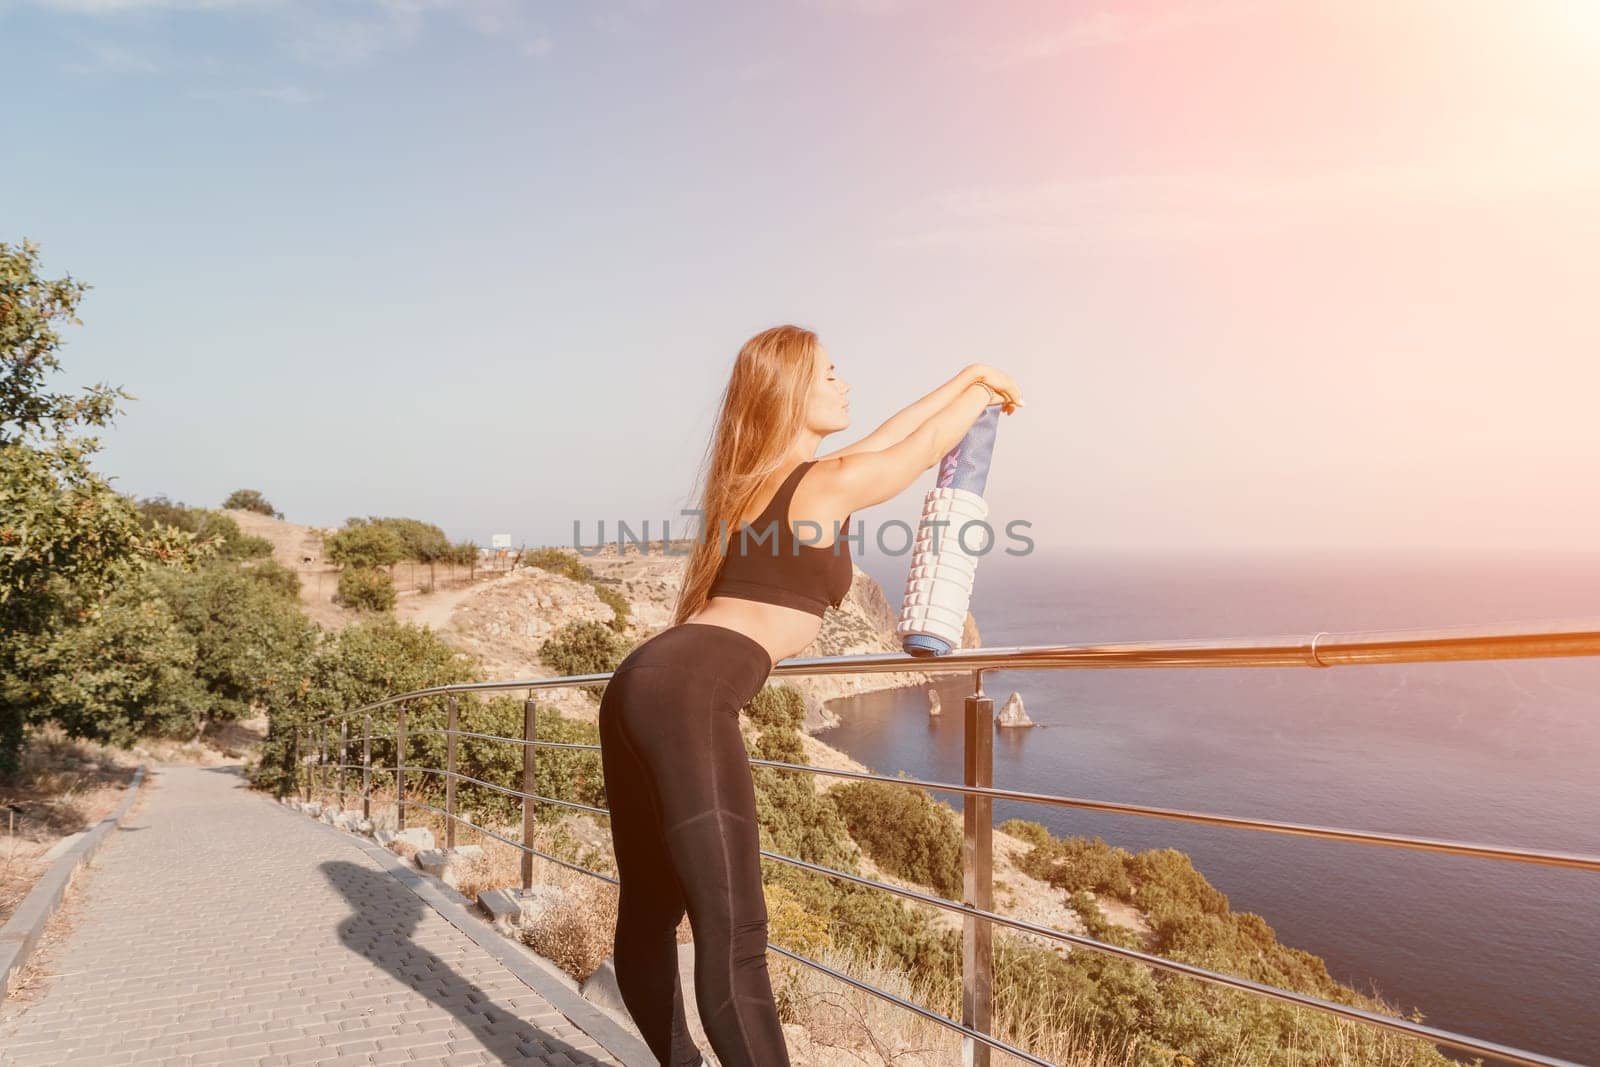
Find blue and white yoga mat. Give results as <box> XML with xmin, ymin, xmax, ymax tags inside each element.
<box><xmin>897</xmin><ymin>403</ymin><xmax>1002</xmax><ymax>657</ymax></box>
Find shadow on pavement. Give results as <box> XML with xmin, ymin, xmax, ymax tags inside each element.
<box><xmin>321</xmin><ymin>859</ymin><xmax>611</xmax><ymax>1065</ymax></box>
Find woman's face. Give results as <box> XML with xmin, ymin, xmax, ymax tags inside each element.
<box><xmin>808</xmin><ymin>345</ymin><xmax>851</xmax><ymax>433</ymax></box>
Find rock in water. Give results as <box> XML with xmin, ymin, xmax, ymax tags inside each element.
<box><xmin>997</xmin><ymin>691</ymin><xmax>1034</xmax><ymax>728</ymax></box>
<box><xmin>927</xmin><ymin>687</ymin><xmax>942</xmax><ymax>717</ymax></box>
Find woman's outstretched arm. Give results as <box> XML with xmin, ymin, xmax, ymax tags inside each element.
<box><xmin>803</xmin><ymin>375</ymin><xmax>1023</xmax><ymax>523</ymax></box>
<box><xmin>817</xmin><ymin>362</ymin><xmax>988</xmax><ymax>460</ymax></box>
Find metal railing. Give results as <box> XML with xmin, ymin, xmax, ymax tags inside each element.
<box><xmin>296</xmin><ymin>617</ymin><xmax>1600</xmax><ymax>1067</ymax></box>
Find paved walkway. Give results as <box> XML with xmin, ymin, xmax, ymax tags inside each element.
<box><xmin>0</xmin><ymin>764</ymin><xmax>645</xmax><ymax>1066</ymax></box>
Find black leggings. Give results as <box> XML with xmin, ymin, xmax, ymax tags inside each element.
<box><xmin>597</xmin><ymin>622</ymin><xmax>790</xmax><ymax>1067</ymax></box>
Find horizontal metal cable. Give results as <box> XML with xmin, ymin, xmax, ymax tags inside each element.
<box><xmin>764</xmin><ymin>943</ymin><xmax>1052</xmax><ymax>1066</ymax></box>
<box><xmin>448</xmin><ymin>728</ymin><xmax>599</xmax><ymax>752</ymax></box>
<box><xmin>399</xmin><ymin>798</ymin><xmax>617</xmax><ymax>886</ymax></box>
<box><xmin>407</xmin><ymin>766</ymin><xmax>610</xmax><ymax>818</ymax></box>
<box><xmin>744</xmin><ymin>758</ymin><xmax>1600</xmax><ymax>872</ymax></box>
<box><xmin>327</xmin><ymin>725</ymin><xmax>600</xmax><ymax>755</ymax></box>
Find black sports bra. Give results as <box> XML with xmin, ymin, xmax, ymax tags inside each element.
<box><xmin>706</xmin><ymin>460</ymin><xmax>854</xmax><ymax>617</ymax></box>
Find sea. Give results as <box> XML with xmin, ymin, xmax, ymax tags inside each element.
<box><xmin>821</xmin><ymin>549</ymin><xmax>1600</xmax><ymax>1065</ymax></box>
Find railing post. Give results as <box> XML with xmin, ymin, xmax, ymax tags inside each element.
<box><xmin>318</xmin><ymin>723</ymin><xmax>328</xmax><ymax>803</ymax></box>
<box><xmin>338</xmin><ymin>718</ymin><xmax>348</xmax><ymax>812</ymax></box>
<box><xmin>521</xmin><ymin>696</ymin><xmax>537</xmax><ymax>892</ymax></box>
<box><xmin>963</xmin><ymin>671</ymin><xmax>994</xmax><ymax>1067</ymax></box>
<box><xmin>395</xmin><ymin>700</ymin><xmax>407</xmax><ymax>831</ymax></box>
<box><xmin>296</xmin><ymin>727</ymin><xmax>307</xmax><ymax>802</ymax></box>
<box><xmin>445</xmin><ymin>694</ymin><xmax>459</xmax><ymax>850</ymax></box>
<box><xmin>361</xmin><ymin>711</ymin><xmax>372</xmax><ymax>822</ymax></box>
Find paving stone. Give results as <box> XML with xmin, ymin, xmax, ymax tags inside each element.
<box><xmin>0</xmin><ymin>764</ymin><xmax>624</xmax><ymax>1066</ymax></box>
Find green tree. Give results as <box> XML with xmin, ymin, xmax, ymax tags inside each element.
<box><xmin>254</xmin><ymin>617</ymin><xmax>475</xmax><ymax>795</ymax></box>
<box><xmin>1</xmin><ymin>239</ymin><xmax>211</xmax><ymax>777</ymax></box>
<box><xmin>358</xmin><ymin>516</ymin><xmax>453</xmax><ymax>562</ymax></box>
<box><xmin>143</xmin><ymin>562</ymin><xmax>319</xmax><ymax>731</ymax></box>
<box><xmin>138</xmin><ymin>495</ymin><xmax>272</xmax><ymax>560</ymax></box>
<box><xmin>1</xmin><ymin>583</ymin><xmax>209</xmax><ymax>746</ymax></box>
<box><xmin>222</xmin><ymin>488</ymin><xmax>281</xmax><ymax>518</ymax></box>
<box><xmin>325</xmin><ymin>521</ymin><xmax>404</xmax><ymax>569</ymax></box>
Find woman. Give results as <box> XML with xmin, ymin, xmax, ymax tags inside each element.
<box><xmin>597</xmin><ymin>324</ymin><xmax>1023</xmax><ymax>1066</ymax></box>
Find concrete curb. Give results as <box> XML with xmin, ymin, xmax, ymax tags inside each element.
<box><xmin>265</xmin><ymin>795</ymin><xmax>655</xmax><ymax>1067</ymax></box>
<box><xmin>0</xmin><ymin>764</ymin><xmax>148</xmax><ymax>997</ymax></box>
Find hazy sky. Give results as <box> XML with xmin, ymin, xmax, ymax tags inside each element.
<box><xmin>4</xmin><ymin>0</ymin><xmax>1597</xmax><ymax>558</ymax></box>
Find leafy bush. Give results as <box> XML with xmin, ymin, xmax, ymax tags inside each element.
<box><xmin>829</xmin><ymin>775</ymin><xmax>963</xmax><ymax>899</ymax></box>
<box><xmin>745</xmin><ymin>683</ymin><xmax>805</xmax><ymax>732</ymax></box>
<box><xmin>764</xmin><ymin>880</ymin><xmax>831</xmax><ymax>956</ymax></box>
<box><xmin>245</xmin><ymin>557</ymin><xmax>301</xmax><ymax>599</ymax></box>
<box><xmin>1014</xmin><ymin>833</ymin><xmax>1135</xmax><ymax>898</ymax></box>
<box><xmin>336</xmin><ymin>567</ymin><xmax>395</xmax><ymax>612</ymax></box>
<box><xmin>524</xmin><ymin>546</ymin><xmax>591</xmax><ymax>582</ymax></box>
<box><xmin>593</xmin><ymin>585</ymin><xmax>630</xmax><ymax>633</ymax></box>
<box><xmin>825</xmin><ymin>880</ymin><xmax>961</xmax><ymax>976</ymax></box>
<box><xmin>539</xmin><ymin>620</ymin><xmax>626</xmax><ymax>684</ymax></box>
<box><xmin>326</xmin><ymin>523</ymin><xmax>404</xmax><ymax>570</ymax></box>
<box><xmin>222</xmin><ymin>488</ymin><xmax>281</xmax><ymax>517</ymax></box>
<box><xmin>747</xmin><ymin>685</ymin><xmax>859</xmax><ymax>878</ymax></box>
<box><xmin>1069</xmin><ymin>889</ymin><xmax>1145</xmax><ymax>950</ymax></box>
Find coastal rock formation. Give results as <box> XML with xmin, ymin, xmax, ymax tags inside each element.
<box><xmin>997</xmin><ymin>690</ymin><xmax>1034</xmax><ymax>728</ymax></box>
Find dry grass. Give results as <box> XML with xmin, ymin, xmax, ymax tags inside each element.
<box><xmin>771</xmin><ymin>936</ymin><xmax>1144</xmax><ymax>1067</ymax></box>
<box><xmin>128</xmin><ymin>714</ymin><xmax>267</xmax><ymax>767</ymax></box>
<box><xmin>519</xmin><ymin>882</ymin><xmax>619</xmax><ymax>982</ymax></box>
<box><xmin>0</xmin><ymin>727</ymin><xmax>139</xmax><ymax>927</ymax></box>
<box><xmin>3</xmin><ymin>763</ymin><xmax>155</xmax><ymax>1005</ymax></box>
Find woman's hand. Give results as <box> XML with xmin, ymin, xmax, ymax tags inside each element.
<box><xmin>968</xmin><ymin>364</ymin><xmax>1024</xmax><ymax>413</ymax></box>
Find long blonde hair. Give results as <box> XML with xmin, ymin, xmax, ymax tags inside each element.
<box><xmin>671</xmin><ymin>324</ymin><xmax>820</xmax><ymax>625</ymax></box>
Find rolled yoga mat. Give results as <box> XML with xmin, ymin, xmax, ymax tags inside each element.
<box><xmin>896</xmin><ymin>402</ymin><xmax>1002</xmax><ymax>657</ymax></box>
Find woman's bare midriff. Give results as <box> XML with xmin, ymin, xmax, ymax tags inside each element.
<box><xmin>683</xmin><ymin>596</ymin><xmax>824</xmax><ymax>671</ymax></box>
